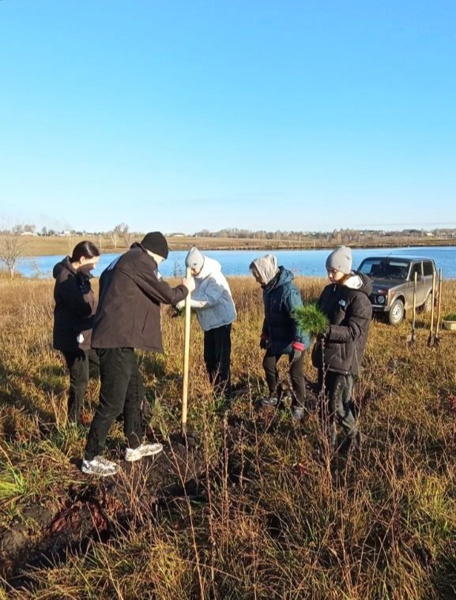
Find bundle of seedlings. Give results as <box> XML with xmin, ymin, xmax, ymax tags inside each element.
<box><xmin>293</xmin><ymin>303</ymin><xmax>328</xmax><ymax>336</ymax></box>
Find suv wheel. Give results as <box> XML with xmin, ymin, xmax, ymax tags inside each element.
<box><xmin>388</xmin><ymin>299</ymin><xmax>405</xmax><ymax>326</ymax></box>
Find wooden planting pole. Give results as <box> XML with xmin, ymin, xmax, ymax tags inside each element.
<box><xmin>427</xmin><ymin>270</ymin><xmax>437</xmax><ymax>347</ymax></box>
<box><xmin>435</xmin><ymin>268</ymin><xmax>443</xmax><ymax>345</ymax></box>
<box><xmin>408</xmin><ymin>271</ymin><xmax>417</xmax><ymax>345</ymax></box>
<box><xmin>181</xmin><ymin>267</ymin><xmax>192</xmax><ymax>437</ymax></box>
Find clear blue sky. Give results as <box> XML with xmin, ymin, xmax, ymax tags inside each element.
<box><xmin>1</xmin><ymin>0</ymin><xmax>455</xmax><ymax>234</ymax></box>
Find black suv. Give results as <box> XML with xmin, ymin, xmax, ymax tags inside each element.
<box><xmin>357</xmin><ymin>256</ymin><xmax>437</xmax><ymax>325</ymax></box>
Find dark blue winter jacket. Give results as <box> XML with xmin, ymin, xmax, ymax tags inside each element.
<box><xmin>261</xmin><ymin>267</ymin><xmax>310</xmax><ymax>355</ymax></box>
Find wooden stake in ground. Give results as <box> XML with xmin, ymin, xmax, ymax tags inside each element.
<box><xmin>427</xmin><ymin>269</ymin><xmax>437</xmax><ymax>347</ymax></box>
<box><xmin>182</xmin><ymin>267</ymin><xmax>192</xmax><ymax>437</ymax></box>
<box><xmin>434</xmin><ymin>268</ymin><xmax>443</xmax><ymax>346</ymax></box>
<box><xmin>407</xmin><ymin>271</ymin><xmax>417</xmax><ymax>346</ymax></box>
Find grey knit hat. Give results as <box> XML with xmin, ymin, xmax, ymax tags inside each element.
<box><xmin>325</xmin><ymin>246</ymin><xmax>352</xmax><ymax>275</ymax></box>
<box><xmin>185</xmin><ymin>246</ymin><xmax>205</xmax><ymax>272</ymax></box>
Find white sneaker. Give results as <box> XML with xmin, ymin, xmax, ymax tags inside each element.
<box><xmin>261</xmin><ymin>396</ymin><xmax>278</xmax><ymax>408</ymax></box>
<box><xmin>81</xmin><ymin>456</ymin><xmax>118</xmax><ymax>476</ymax></box>
<box><xmin>125</xmin><ymin>443</ymin><xmax>164</xmax><ymax>462</ymax></box>
<box><xmin>291</xmin><ymin>405</ymin><xmax>306</xmax><ymax>421</ymax></box>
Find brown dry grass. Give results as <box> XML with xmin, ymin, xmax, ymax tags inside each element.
<box><xmin>1</xmin><ymin>276</ymin><xmax>456</xmax><ymax>598</ymax></box>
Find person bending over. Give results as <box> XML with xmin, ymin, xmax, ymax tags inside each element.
<box><xmin>82</xmin><ymin>232</ymin><xmax>195</xmax><ymax>476</ymax></box>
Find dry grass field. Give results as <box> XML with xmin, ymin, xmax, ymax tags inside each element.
<box><xmin>1</xmin><ymin>274</ymin><xmax>456</xmax><ymax>598</ymax></box>
<box><xmin>1</xmin><ymin>233</ymin><xmax>455</xmax><ymax>259</ymax></box>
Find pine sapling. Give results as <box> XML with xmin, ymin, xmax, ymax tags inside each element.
<box><xmin>293</xmin><ymin>303</ymin><xmax>328</xmax><ymax>336</ymax></box>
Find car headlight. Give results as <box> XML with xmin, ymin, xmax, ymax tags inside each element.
<box><xmin>377</xmin><ymin>295</ymin><xmax>386</xmax><ymax>305</ymax></box>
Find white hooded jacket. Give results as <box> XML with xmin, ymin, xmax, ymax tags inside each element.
<box><xmin>184</xmin><ymin>256</ymin><xmax>236</xmax><ymax>332</ymax></box>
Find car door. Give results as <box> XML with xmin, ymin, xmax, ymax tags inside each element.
<box><xmin>422</xmin><ymin>260</ymin><xmax>435</xmax><ymax>304</ymax></box>
<box><xmin>410</xmin><ymin>261</ymin><xmax>427</xmax><ymax>306</ymax></box>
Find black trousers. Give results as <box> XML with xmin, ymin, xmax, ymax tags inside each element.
<box><xmin>62</xmin><ymin>348</ymin><xmax>99</xmax><ymax>423</ymax></box>
<box><xmin>318</xmin><ymin>369</ymin><xmax>358</xmax><ymax>448</ymax></box>
<box><xmin>262</xmin><ymin>350</ymin><xmax>306</xmax><ymax>406</ymax></box>
<box><xmin>204</xmin><ymin>324</ymin><xmax>232</xmax><ymax>396</ymax></box>
<box><xmin>84</xmin><ymin>348</ymin><xmax>144</xmax><ymax>461</ymax></box>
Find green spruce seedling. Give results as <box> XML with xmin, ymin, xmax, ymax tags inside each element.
<box><xmin>293</xmin><ymin>303</ymin><xmax>328</xmax><ymax>336</ymax></box>
<box><xmin>443</xmin><ymin>312</ymin><xmax>456</xmax><ymax>321</ymax></box>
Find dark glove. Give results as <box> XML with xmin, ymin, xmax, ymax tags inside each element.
<box><xmin>169</xmin><ymin>306</ymin><xmax>183</xmax><ymax>318</ymax></box>
<box><xmin>260</xmin><ymin>334</ymin><xmax>269</xmax><ymax>350</ymax></box>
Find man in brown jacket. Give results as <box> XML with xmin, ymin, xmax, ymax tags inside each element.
<box><xmin>82</xmin><ymin>232</ymin><xmax>195</xmax><ymax>476</ymax></box>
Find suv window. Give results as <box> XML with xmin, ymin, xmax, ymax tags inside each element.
<box><xmin>410</xmin><ymin>262</ymin><xmax>422</xmax><ymax>279</ymax></box>
<box><xmin>423</xmin><ymin>261</ymin><xmax>434</xmax><ymax>276</ymax></box>
<box><xmin>359</xmin><ymin>258</ymin><xmax>410</xmax><ymax>280</ymax></box>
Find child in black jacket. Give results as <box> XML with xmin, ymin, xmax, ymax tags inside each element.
<box><xmin>312</xmin><ymin>246</ymin><xmax>372</xmax><ymax>451</ymax></box>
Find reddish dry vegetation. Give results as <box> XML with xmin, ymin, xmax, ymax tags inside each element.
<box><xmin>1</xmin><ymin>277</ymin><xmax>456</xmax><ymax>599</ymax></box>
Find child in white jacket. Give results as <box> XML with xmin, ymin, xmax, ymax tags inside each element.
<box><xmin>178</xmin><ymin>247</ymin><xmax>236</xmax><ymax>397</ymax></box>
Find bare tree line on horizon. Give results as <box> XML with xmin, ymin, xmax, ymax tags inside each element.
<box><xmin>2</xmin><ymin>222</ymin><xmax>456</xmax><ymax>240</ymax></box>
<box><xmin>193</xmin><ymin>226</ymin><xmax>456</xmax><ymax>241</ymax></box>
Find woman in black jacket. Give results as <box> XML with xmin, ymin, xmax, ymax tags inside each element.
<box><xmin>53</xmin><ymin>241</ymin><xmax>100</xmax><ymax>424</ymax></box>
<box><xmin>312</xmin><ymin>246</ymin><xmax>372</xmax><ymax>451</ymax></box>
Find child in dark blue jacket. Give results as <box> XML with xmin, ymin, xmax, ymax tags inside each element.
<box><xmin>250</xmin><ymin>255</ymin><xmax>311</xmax><ymax>420</ymax></box>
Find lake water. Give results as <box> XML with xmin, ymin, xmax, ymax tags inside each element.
<box><xmin>14</xmin><ymin>246</ymin><xmax>456</xmax><ymax>279</ymax></box>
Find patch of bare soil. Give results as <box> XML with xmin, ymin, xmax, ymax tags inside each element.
<box><xmin>0</xmin><ymin>440</ymin><xmax>205</xmax><ymax>585</ymax></box>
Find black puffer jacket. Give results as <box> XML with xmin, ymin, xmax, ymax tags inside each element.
<box><xmin>312</xmin><ymin>272</ymin><xmax>372</xmax><ymax>375</ymax></box>
<box><xmin>91</xmin><ymin>243</ymin><xmax>188</xmax><ymax>352</ymax></box>
<box><xmin>53</xmin><ymin>257</ymin><xmax>97</xmax><ymax>352</ymax></box>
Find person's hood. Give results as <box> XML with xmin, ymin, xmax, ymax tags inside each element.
<box><xmin>131</xmin><ymin>241</ymin><xmax>149</xmax><ymax>254</ymax></box>
<box><xmin>196</xmin><ymin>255</ymin><xmax>221</xmax><ymax>279</ymax></box>
<box><xmin>251</xmin><ymin>254</ymin><xmax>279</xmax><ymax>286</ymax></box>
<box><xmin>343</xmin><ymin>271</ymin><xmax>373</xmax><ymax>295</ymax></box>
<box><xmin>53</xmin><ymin>256</ymin><xmax>74</xmax><ymax>279</ymax></box>
<box><xmin>185</xmin><ymin>246</ymin><xmax>205</xmax><ymax>273</ymax></box>
<box><xmin>53</xmin><ymin>256</ymin><xmax>94</xmax><ymax>280</ymax></box>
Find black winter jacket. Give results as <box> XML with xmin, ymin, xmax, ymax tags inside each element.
<box><xmin>53</xmin><ymin>257</ymin><xmax>97</xmax><ymax>352</ymax></box>
<box><xmin>312</xmin><ymin>272</ymin><xmax>372</xmax><ymax>375</ymax></box>
<box><xmin>91</xmin><ymin>244</ymin><xmax>188</xmax><ymax>352</ymax></box>
<box><xmin>261</xmin><ymin>267</ymin><xmax>310</xmax><ymax>355</ymax></box>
